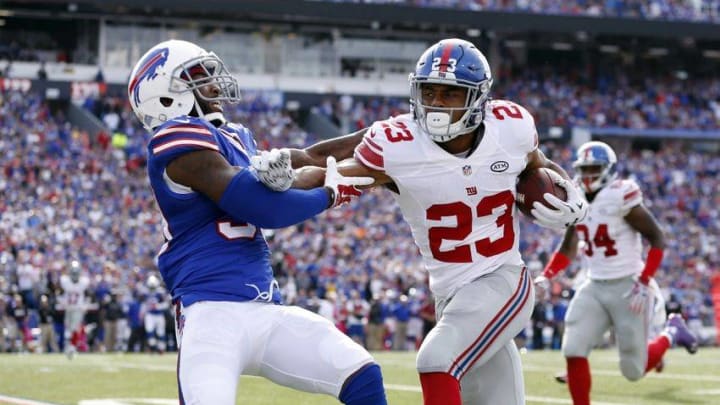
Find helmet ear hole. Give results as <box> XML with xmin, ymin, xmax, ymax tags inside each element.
<box><xmin>160</xmin><ymin>97</ymin><xmax>173</xmax><ymax>107</ymax></box>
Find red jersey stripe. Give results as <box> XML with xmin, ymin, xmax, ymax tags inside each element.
<box><xmin>624</xmin><ymin>189</ymin><xmax>641</xmax><ymax>201</ymax></box>
<box><xmin>355</xmin><ymin>143</ymin><xmax>384</xmax><ymax>171</ymax></box>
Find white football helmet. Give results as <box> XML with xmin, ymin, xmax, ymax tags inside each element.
<box><xmin>69</xmin><ymin>260</ymin><xmax>81</xmax><ymax>282</ymax></box>
<box><xmin>147</xmin><ymin>275</ymin><xmax>161</xmax><ymax>290</ymax></box>
<box><xmin>128</xmin><ymin>39</ymin><xmax>240</xmax><ymax>131</ymax></box>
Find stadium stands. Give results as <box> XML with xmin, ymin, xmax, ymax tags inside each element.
<box><xmin>1</xmin><ymin>86</ymin><xmax>717</xmax><ymax>352</ymax></box>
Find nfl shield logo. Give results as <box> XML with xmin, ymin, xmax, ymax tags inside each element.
<box><xmin>463</xmin><ymin>165</ymin><xmax>472</xmax><ymax>176</ymax></box>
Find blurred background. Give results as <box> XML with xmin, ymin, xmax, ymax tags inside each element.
<box><xmin>0</xmin><ymin>0</ymin><xmax>718</xmax><ymax>357</ymax></box>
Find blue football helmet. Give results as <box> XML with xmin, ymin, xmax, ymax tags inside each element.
<box><xmin>409</xmin><ymin>38</ymin><xmax>493</xmax><ymax>143</ymax></box>
<box><xmin>572</xmin><ymin>141</ymin><xmax>618</xmax><ymax>193</ymax></box>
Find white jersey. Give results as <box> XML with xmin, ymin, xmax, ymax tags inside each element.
<box><xmin>578</xmin><ymin>178</ymin><xmax>645</xmax><ymax>280</ymax></box>
<box><xmin>354</xmin><ymin>100</ymin><xmax>537</xmax><ymax>298</ymax></box>
<box><xmin>60</xmin><ymin>275</ymin><xmax>90</xmax><ymax>311</ymax></box>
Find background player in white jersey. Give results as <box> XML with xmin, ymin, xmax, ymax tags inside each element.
<box><xmin>59</xmin><ymin>260</ymin><xmax>90</xmax><ymax>357</ymax></box>
<box><xmin>143</xmin><ymin>275</ymin><xmax>169</xmax><ymax>353</ymax></box>
<box><xmin>535</xmin><ymin>141</ymin><xmax>698</xmax><ymax>405</ymax></box>
<box><xmin>255</xmin><ymin>38</ymin><xmax>589</xmax><ymax>405</ymax></box>
<box><xmin>129</xmin><ymin>40</ymin><xmax>387</xmax><ymax>405</ymax></box>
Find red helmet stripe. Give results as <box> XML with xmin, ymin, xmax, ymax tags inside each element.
<box><xmin>439</xmin><ymin>44</ymin><xmax>453</xmax><ymax>73</ymax></box>
<box><xmin>128</xmin><ymin>52</ymin><xmax>166</xmax><ymax>96</ymax></box>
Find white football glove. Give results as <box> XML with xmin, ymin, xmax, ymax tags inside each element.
<box><xmin>531</xmin><ymin>177</ymin><xmax>588</xmax><ymax>230</ymax></box>
<box><xmin>250</xmin><ymin>148</ymin><xmax>295</xmax><ymax>192</ymax></box>
<box><xmin>533</xmin><ymin>275</ymin><xmax>550</xmax><ymax>302</ymax></box>
<box><xmin>624</xmin><ymin>278</ymin><xmax>652</xmax><ymax>315</ymax></box>
<box><xmin>324</xmin><ymin>156</ymin><xmax>374</xmax><ymax>208</ymax></box>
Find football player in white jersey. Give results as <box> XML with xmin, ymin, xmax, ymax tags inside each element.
<box><xmin>59</xmin><ymin>260</ymin><xmax>90</xmax><ymax>358</ymax></box>
<box><xmin>143</xmin><ymin>275</ymin><xmax>169</xmax><ymax>353</ymax></box>
<box><xmin>535</xmin><ymin>141</ymin><xmax>698</xmax><ymax>405</ymax></box>
<box><xmin>255</xmin><ymin>38</ymin><xmax>588</xmax><ymax>405</ymax></box>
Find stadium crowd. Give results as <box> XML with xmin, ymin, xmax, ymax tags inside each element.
<box><xmin>318</xmin><ymin>0</ymin><xmax>720</xmax><ymax>23</ymax></box>
<box><xmin>320</xmin><ymin>69</ymin><xmax>720</xmax><ymax>134</ymax></box>
<box><xmin>0</xmin><ymin>87</ymin><xmax>717</xmax><ymax>354</ymax></box>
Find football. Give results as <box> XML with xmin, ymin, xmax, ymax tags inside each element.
<box><xmin>516</xmin><ymin>168</ymin><xmax>568</xmax><ymax>218</ymax></box>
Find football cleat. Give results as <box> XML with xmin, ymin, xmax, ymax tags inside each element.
<box><xmin>665</xmin><ymin>313</ymin><xmax>699</xmax><ymax>354</ymax></box>
<box><xmin>554</xmin><ymin>371</ymin><xmax>567</xmax><ymax>384</ymax></box>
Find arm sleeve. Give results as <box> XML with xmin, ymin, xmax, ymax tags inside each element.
<box><xmin>620</xmin><ymin>180</ymin><xmax>643</xmax><ymax>215</ymax></box>
<box><xmin>353</xmin><ymin>123</ymin><xmax>386</xmax><ymax>172</ymax></box>
<box><xmin>487</xmin><ymin>100</ymin><xmax>539</xmax><ymax>157</ymax></box>
<box><xmin>542</xmin><ymin>251</ymin><xmax>571</xmax><ymax>279</ymax></box>
<box><xmin>218</xmin><ymin>168</ymin><xmax>331</xmax><ymax>229</ymax></box>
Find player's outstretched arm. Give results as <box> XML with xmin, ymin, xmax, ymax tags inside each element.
<box><xmin>251</xmin><ymin>129</ymin><xmax>367</xmax><ymax>191</ymax></box>
<box><xmin>292</xmin><ymin>157</ymin><xmax>393</xmax><ymax>190</ymax></box>
<box><xmin>289</xmin><ymin>128</ymin><xmax>367</xmax><ymax>168</ymax></box>
<box><xmin>166</xmin><ymin>150</ymin><xmax>331</xmax><ymax>228</ymax></box>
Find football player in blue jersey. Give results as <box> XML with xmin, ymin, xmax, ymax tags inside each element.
<box><xmin>129</xmin><ymin>39</ymin><xmax>387</xmax><ymax>405</ymax></box>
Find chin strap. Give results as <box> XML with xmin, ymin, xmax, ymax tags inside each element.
<box><xmin>203</xmin><ymin>112</ymin><xmax>226</xmax><ymax>127</ymax></box>
<box><xmin>194</xmin><ymin>99</ymin><xmax>226</xmax><ymax>127</ymax></box>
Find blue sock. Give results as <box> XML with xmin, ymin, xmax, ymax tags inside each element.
<box><xmin>339</xmin><ymin>363</ymin><xmax>387</xmax><ymax>405</ymax></box>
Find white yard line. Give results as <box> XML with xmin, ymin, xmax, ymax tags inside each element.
<box><xmin>0</xmin><ymin>394</ymin><xmax>59</xmax><ymax>405</ymax></box>
<box><xmin>385</xmin><ymin>385</ymin><xmax>630</xmax><ymax>404</ymax></box>
<box><xmin>110</xmin><ymin>361</ymin><xmax>720</xmax><ymax>383</ymax></box>
<box><xmin>523</xmin><ymin>364</ymin><xmax>720</xmax><ymax>382</ymax></box>
<box><xmin>526</xmin><ymin>397</ymin><xmax>631</xmax><ymax>405</ymax></box>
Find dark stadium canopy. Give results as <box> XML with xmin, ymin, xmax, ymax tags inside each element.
<box><xmin>4</xmin><ymin>0</ymin><xmax>720</xmax><ymax>40</ymax></box>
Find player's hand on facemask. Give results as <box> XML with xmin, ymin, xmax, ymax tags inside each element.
<box><xmin>531</xmin><ymin>178</ymin><xmax>588</xmax><ymax>230</ymax></box>
<box><xmin>324</xmin><ymin>156</ymin><xmax>374</xmax><ymax>208</ymax></box>
<box><xmin>250</xmin><ymin>148</ymin><xmax>295</xmax><ymax>192</ymax></box>
<box><xmin>624</xmin><ymin>277</ymin><xmax>652</xmax><ymax>315</ymax></box>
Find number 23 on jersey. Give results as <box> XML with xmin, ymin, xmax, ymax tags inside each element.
<box><xmin>426</xmin><ymin>190</ymin><xmax>515</xmax><ymax>263</ymax></box>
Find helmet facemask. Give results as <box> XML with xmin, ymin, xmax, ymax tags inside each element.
<box><xmin>172</xmin><ymin>53</ymin><xmax>240</xmax><ymax>124</ymax></box>
<box><xmin>172</xmin><ymin>53</ymin><xmax>240</xmax><ymax>105</ymax></box>
<box><xmin>410</xmin><ymin>77</ymin><xmax>491</xmax><ymax>143</ymax></box>
<box><xmin>573</xmin><ymin>162</ymin><xmax>617</xmax><ymax>193</ymax></box>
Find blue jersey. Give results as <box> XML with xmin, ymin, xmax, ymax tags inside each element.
<box><xmin>147</xmin><ymin>116</ymin><xmax>281</xmax><ymax>307</ymax></box>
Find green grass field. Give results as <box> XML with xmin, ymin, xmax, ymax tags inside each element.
<box><xmin>0</xmin><ymin>348</ymin><xmax>718</xmax><ymax>404</ymax></box>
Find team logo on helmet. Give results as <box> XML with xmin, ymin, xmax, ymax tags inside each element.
<box><xmin>128</xmin><ymin>47</ymin><xmax>170</xmax><ymax>105</ymax></box>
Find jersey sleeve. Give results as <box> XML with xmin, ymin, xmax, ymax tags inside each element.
<box><xmin>489</xmin><ymin>100</ymin><xmax>538</xmax><ymax>156</ymax></box>
<box><xmin>147</xmin><ymin>120</ymin><xmax>221</xmax><ymax>166</ymax></box>
<box><xmin>620</xmin><ymin>179</ymin><xmax>643</xmax><ymax>215</ymax></box>
<box><xmin>353</xmin><ymin>122</ymin><xmax>386</xmax><ymax>172</ymax></box>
